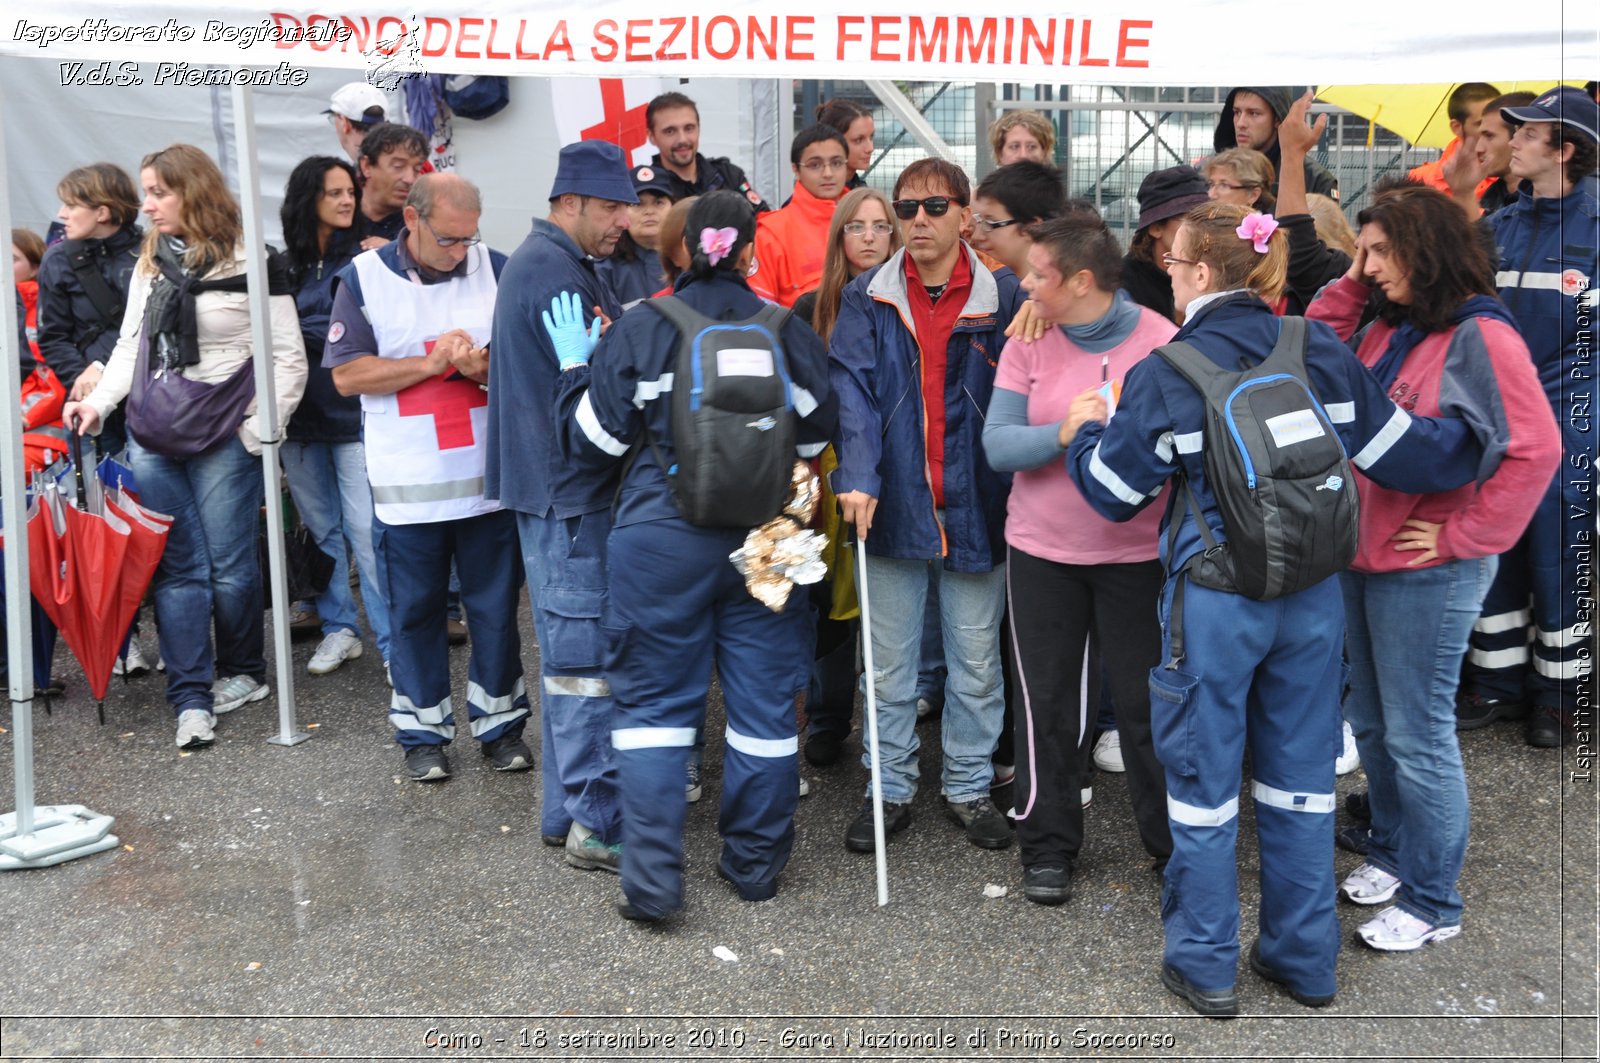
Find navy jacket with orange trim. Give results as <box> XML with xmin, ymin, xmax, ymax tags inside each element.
<box><xmin>828</xmin><ymin>244</ymin><xmax>1023</xmax><ymax>572</ymax></box>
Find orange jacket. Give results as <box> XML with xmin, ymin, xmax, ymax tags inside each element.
<box><xmin>748</xmin><ymin>182</ymin><xmax>837</xmax><ymax>307</ymax></box>
<box><xmin>1408</xmin><ymin>138</ymin><xmax>1496</xmax><ymax>200</ymax></box>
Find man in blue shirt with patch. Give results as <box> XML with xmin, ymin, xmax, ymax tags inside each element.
<box><xmin>488</xmin><ymin>141</ymin><xmax>635</xmax><ymax>873</ymax></box>
<box><xmin>324</xmin><ymin>172</ymin><xmax>529</xmax><ymax>783</ymax></box>
<box><xmin>1457</xmin><ymin>86</ymin><xmax>1599</xmax><ymax>745</ymax></box>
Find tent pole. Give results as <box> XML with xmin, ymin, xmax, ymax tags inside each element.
<box><xmin>231</xmin><ymin>83</ymin><xmax>309</xmax><ymax>748</ymax></box>
<box><xmin>0</xmin><ymin>81</ymin><xmax>119</xmax><ymax>869</ymax></box>
<box><xmin>0</xmin><ymin>78</ymin><xmax>36</xmax><ymax>835</ymax></box>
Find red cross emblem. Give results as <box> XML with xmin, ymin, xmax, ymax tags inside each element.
<box><xmin>581</xmin><ymin>79</ymin><xmax>651</xmax><ymax>159</ymax></box>
<box><xmin>396</xmin><ymin>348</ymin><xmax>487</xmax><ymax>449</ymax></box>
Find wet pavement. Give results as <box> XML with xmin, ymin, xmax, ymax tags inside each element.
<box><xmin>0</xmin><ymin>601</ymin><xmax>1594</xmax><ymax>1060</ymax></box>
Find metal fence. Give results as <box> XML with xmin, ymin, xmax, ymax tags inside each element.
<box><xmin>794</xmin><ymin>81</ymin><xmax>1444</xmax><ymax>242</ymax></box>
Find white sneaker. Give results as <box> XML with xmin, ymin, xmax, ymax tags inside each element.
<box><xmin>213</xmin><ymin>675</ymin><xmax>270</xmax><ymax>715</ymax></box>
<box><xmin>1357</xmin><ymin>905</ymin><xmax>1461</xmax><ymax>952</ymax></box>
<box><xmin>915</xmin><ymin>696</ymin><xmax>936</xmax><ymax>720</ymax></box>
<box><xmin>175</xmin><ymin>709</ymin><xmax>216</xmax><ymax>748</ymax></box>
<box><xmin>686</xmin><ymin>761</ymin><xmax>703</xmax><ymax>804</ymax></box>
<box><xmin>308</xmin><ymin>629</ymin><xmax>363</xmax><ymax>675</ymax></box>
<box><xmin>114</xmin><ymin>641</ymin><xmax>152</xmax><ymax>677</ymax></box>
<box><xmin>1335</xmin><ymin>720</ymin><xmax>1361</xmax><ymax>776</ymax></box>
<box><xmin>1081</xmin><ymin>786</ymin><xmax>1093</xmax><ymax>809</ymax></box>
<box><xmin>992</xmin><ymin>761</ymin><xmax>1016</xmax><ymax>787</ymax></box>
<box><xmin>384</xmin><ymin>660</ymin><xmax>393</xmax><ymax>688</ymax></box>
<box><xmin>799</xmin><ymin>775</ymin><xmax>811</xmax><ymax>798</ymax></box>
<box><xmin>1093</xmin><ymin>729</ymin><xmax>1126</xmax><ymax>773</ymax></box>
<box><xmin>1340</xmin><ymin>861</ymin><xmax>1401</xmax><ymax>906</ymax></box>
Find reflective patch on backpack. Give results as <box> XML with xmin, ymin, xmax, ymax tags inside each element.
<box><xmin>1264</xmin><ymin>408</ymin><xmax>1327</xmax><ymax>448</ymax></box>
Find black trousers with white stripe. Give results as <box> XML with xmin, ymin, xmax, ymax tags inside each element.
<box><xmin>1005</xmin><ymin>548</ymin><xmax>1171</xmax><ymax>869</ymax></box>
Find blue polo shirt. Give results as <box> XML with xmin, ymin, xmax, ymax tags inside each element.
<box><xmin>323</xmin><ymin>228</ymin><xmax>507</xmax><ymax>369</ymax></box>
<box><xmin>486</xmin><ymin>217</ymin><xmax>624</xmax><ymax>518</ymax></box>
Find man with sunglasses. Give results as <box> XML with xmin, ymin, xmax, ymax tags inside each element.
<box><xmin>487</xmin><ymin>140</ymin><xmax>637</xmax><ymax>873</ymax></box>
<box><xmin>324</xmin><ymin>173</ymin><xmax>530</xmax><ymax>784</ymax></box>
<box><xmin>830</xmin><ymin>158</ymin><xmax>1026</xmax><ymax>853</ymax></box>
<box><xmin>749</xmin><ymin>124</ymin><xmax>852</xmax><ymax>307</ymax></box>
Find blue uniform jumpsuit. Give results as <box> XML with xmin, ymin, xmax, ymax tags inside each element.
<box><xmin>557</xmin><ymin>272</ymin><xmax>838</xmax><ymax>918</ymax></box>
<box><xmin>489</xmin><ymin>219</ymin><xmax>628</xmax><ymax>844</ymax></box>
<box><xmin>1066</xmin><ymin>294</ymin><xmax>1483</xmax><ymax>999</ymax></box>
<box><xmin>1466</xmin><ymin>185</ymin><xmax>1599</xmax><ymax>713</ymax></box>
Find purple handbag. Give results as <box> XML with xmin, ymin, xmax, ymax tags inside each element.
<box><xmin>125</xmin><ymin>328</ymin><xmax>257</xmax><ymax>458</ymax></box>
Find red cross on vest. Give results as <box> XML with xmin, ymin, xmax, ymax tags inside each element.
<box><xmin>581</xmin><ymin>79</ymin><xmax>650</xmax><ymax>158</ymax></box>
<box><xmin>396</xmin><ymin>365</ymin><xmax>487</xmax><ymax>450</ymax></box>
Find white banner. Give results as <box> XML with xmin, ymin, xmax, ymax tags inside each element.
<box><xmin>552</xmin><ymin>77</ymin><xmax>668</xmax><ymax>165</ymax></box>
<box><xmin>3</xmin><ymin>1</ymin><xmax>1595</xmax><ymax>83</ymax></box>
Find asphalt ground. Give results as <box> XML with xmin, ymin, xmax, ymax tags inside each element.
<box><xmin>0</xmin><ymin>597</ymin><xmax>1594</xmax><ymax>1061</ymax></box>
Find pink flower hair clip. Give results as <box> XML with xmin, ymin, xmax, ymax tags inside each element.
<box><xmin>1235</xmin><ymin>212</ymin><xmax>1279</xmax><ymax>254</ymax></box>
<box><xmin>699</xmin><ymin>226</ymin><xmax>740</xmax><ymax>266</ymax></box>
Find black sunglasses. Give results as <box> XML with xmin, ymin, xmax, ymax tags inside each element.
<box><xmin>892</xmin><ymin>196</ymin><xmax>960</xmax><ymax>220</ymax></box>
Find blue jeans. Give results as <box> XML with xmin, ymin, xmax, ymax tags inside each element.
<box><xmin>1340</xmin><ymin>557</ymin><xmax>1495</xmax><ymax>928</ymax></box>
<box><xmin>859</xmin><ymin>554</ymin><xmax>1005</xmax><ymax>802</ymax></box>
<box><xmin>128</xmin><ymin>435</ymin><xmax>264</xmax><ymax>715</ymax></box>
<box><xmin>281</xmin><ymin>439</ymin><xmax>390</xmax><ymax>660</ymax></box>
<box><xmin>517</xmin><ymin>509</ymin><xmax>623</xmax><ymax>843</ymax></box>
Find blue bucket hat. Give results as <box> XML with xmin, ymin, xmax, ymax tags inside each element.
<box><xmin>549</xmin><ymin>141</ymin><xmax>639</xmax><ymax>203</ymax></box>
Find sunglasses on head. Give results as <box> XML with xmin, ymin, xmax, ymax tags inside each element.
<box><xmin>892</xmin><ymin>196</ymin><xmax>960</xmax><ymax>220</ymax></box>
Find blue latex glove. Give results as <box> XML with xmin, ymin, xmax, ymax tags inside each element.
<box><xmin>541</xmin><ymin>290</ymin><xmax>602</xmax><ymax>370</ymax></box>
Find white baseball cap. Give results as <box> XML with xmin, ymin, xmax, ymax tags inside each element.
<box><xmin>324</xmin><ymin>82</ymin><xmax>387</xmax><ymax>126</ymax></box>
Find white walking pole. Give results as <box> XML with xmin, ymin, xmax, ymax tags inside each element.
<box><xmin>854</xmin><ymin>534</ymin><xmax>889</xmax><ymax>907</ymax></box>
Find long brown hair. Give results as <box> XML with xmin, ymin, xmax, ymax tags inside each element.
<box><xmin>657</xmin><ymin>195</ymin><xmax>698</xmax><ymax>289</ymax></box>
<box><xmin>1356</xmin><ymin>186</ymin><xmax>1496</xmax><ymax>333</ymax></box>
<box><xmin>136</xmin><ymin>144</ymin><xmax>242</xmax><ymax>275</ymax></box>
<box><xmin>811</xmin><ymin>187</ymin><xmax>902</xmax><ymax>342</ymax></box>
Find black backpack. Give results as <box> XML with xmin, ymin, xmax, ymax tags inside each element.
<box><xmin>641</xmin><ymin>296</ymin><xmax>797</xmax><ymax>528</ymax></box>
<box><xmin>1156</xmin><ymin>315</ymin><xmax>1359</xmax><ymax>603</ymax></box>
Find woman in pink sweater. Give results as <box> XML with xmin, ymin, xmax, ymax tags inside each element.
<box><xmin>1307</xmin><ymin>185</ymin><xmax>1560</xmax><ymax>952</ymax></box>
<box><xmin>982</xmin><ymin>213</ymin><xmax>1178</xmax><ymax>905</ymax></box>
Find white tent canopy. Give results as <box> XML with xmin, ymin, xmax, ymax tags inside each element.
<box><xmin>3</xmin><ymin>0</ymin><xmax>1595</xmax><ymax>82</ymax></box>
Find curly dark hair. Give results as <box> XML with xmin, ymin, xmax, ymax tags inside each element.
<box><xmin>280</xmin><ymin>155</ymin><xmax>360</xmax><ymax>283</ymax></box>
<box><xmin>1356</xmin><ymin>185</ymin><xmax>1496</xmax><ymax>333</ymax></box>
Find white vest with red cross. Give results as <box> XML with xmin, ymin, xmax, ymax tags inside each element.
<box><xmin>355</xmin><ymin>242</ymin><xmax>500</xmax><ymax>526</ymax></box>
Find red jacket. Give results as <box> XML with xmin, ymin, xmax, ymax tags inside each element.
<box><xmin>1307</xmin><ymin>276</ymin><xmax>1560</xmax><ymax>572</ymax></box>
<box><xmin>748</xmin><ymin>182</ymin><xmax>837</xmax><ymax>307</ymax></box>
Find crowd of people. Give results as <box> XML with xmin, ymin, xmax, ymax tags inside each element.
<box><xmin>8</xmin><ymin>79</ymin><xmax>1595</xmax><ymax>1016</ymax></box>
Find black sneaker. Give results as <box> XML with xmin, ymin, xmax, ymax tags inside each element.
<box><xmin>1456</xmin><ymin>692</ymin><xmax>1521</xmax><ymax>730</ymax></box>
<box><xmin>404</xmin><ymin>744</ymin><xmax>451</xmax><ymax>782</ymax></box>
<box><xmin>1526</xmin><ymin>705</ymin><xmax>1571</xmax><ymax>748</ymax></box>
<box><xmin>1344</xmin><ymin>790</ymin><xmax>1371</xmax><ymax>822</ymax></box>
<box><xmin>1023</xmin><ymin>864</ymin><xmax>1072</xmax><ymax>905</ymax></box>
<box><xmin>482</xmin><ymin>732</ymin><xmax>533</xmax><ymax>772</ymax></box>
<box><xmin>804</xmin><ymin>731</ymin><xmax>846</xmax><ymax>767</ymax></box>
<box><xmin>1160</xmin><ymin>963</ymin><xmax>1238</xmax><ymax>1019</ymax></box>
<box><xmin>946</xmin><ymin>796</ymin><xmax>1013</xmax><ymax>850</ymax></box>
<box><xmin>1336</xmin><ymin>824</ymin><xmax>1372</xmax><ymax>855</ymax></box>
<box><xmin>844</xmin><ymin>799</ymin><xmax>911</xmax><ymax>852</ymax></box>
<box><xmin>1248</xmin><ymin>940</ymin><xmax>1336</xmax><ymax>1007</ymax></box>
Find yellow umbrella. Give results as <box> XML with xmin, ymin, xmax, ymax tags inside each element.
<box><xmin>1317</xmin><ymin>82</ymin><xmax>1581</xmax><ymax>148</ymax></box>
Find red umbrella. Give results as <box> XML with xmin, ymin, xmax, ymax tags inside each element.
<box><xmin>24</xmin><ymin>470</ymin><xmax>170</xmax><ymax>715</ymax></box>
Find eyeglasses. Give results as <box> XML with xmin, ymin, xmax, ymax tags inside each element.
<box><xmin>1206</xmin><ymin>180</ymin><xmax>1254</xmax><ymax>193</ymax></box>
<box><xmin>970</xmin><ymin>214</ymin><xmax>1020</xmax><ymax>232</ymax></box>
<box><xmin>420</xmin><ymin>216</ymin><xmax>482</xmax><ymax>249</ymax></box>
<box><xmin>843</xmin><ymin>221</ymin><xmax>895</xmax><ymax>237</ymax></box>
<box><xmin>1161</xmin><ymin>252</ymin><xmax>1202</xmax><ymax>268</ymax></box>
<box><xmin>892</xmin><ymin>196</ymin><xmax>960</xmax><ymax>220</ymax></box>
<box><xmin>800</xmin><ymin>157</ymin><xmax>849</xmax><ymax>173</ymax></box>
